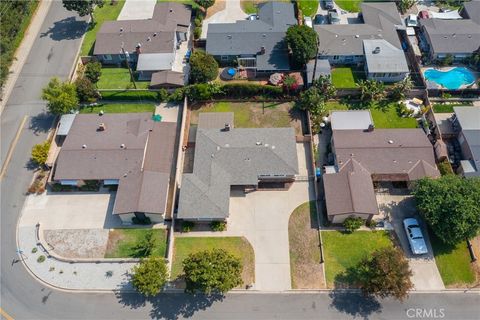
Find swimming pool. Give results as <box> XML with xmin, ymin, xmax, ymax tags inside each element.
<box><xmin>423</xmin><ymin>67</ymin><xmax>476</xmax><ymax>89</ymax></box>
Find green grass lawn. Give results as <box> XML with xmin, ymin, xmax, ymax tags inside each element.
<box><xmin>325</xmin><ymin>101</ymin><xmax>418</xmax><ymax>128</ymax></box>
<box><xmin>298</xmin><ymin>0</ymin><xmax>319</xmax><ymax>17</ymax></box>
<box><xmin>80</xmin><ymin>1</ymin><xmax>125</xmax><ymax>56</ymax></box>
<box><xmin>432</xmin><ymin>102</ymin><xmax>473</xmax><ymax>113</ymax></box>
<box><xmin>240</xmin><ymin>0</ymin><xmax>291</xmax><ymax>14</ymax></box>
<box><xmin>335</xmin><ymin>0</ymin><xmax>363</xmax><ymax>12</ymax></box>
<box><xmin>430</xmin><ymin>233</ymin><xmax>476</xmax><ymax>287</ymax></box>
<box><xmin>97</xmin><ymin>67</ymin><xmax>150</xmax><ymax>90</ymax></box>
<box><xmin>322</xmin><ymin>231</ymin><xmax>394</xmax><ymax>287</ymax></box>
<box><xmin>79</xmin><ymin>103</ymin><xmax>155</xmax><ymax>114</ymax></box>
<box><xmin>104</xmin><ymin>229</ymin><xmax>167</xmax><ymax>258</ymax></box>
<box><xmin>172</xmin><ymin>237</ymin><xmax>255</xmax><ymax>285</ymax></box>
<box><xmin>331</xmin><ymin>67</ymin><xmax>365</xmax><ymax>88</ymax></box>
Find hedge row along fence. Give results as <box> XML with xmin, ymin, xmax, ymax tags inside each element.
<box><xmin>98</xmin><ymin>90</ymin><xmax>161</xmax><ymax>101</ymax></box>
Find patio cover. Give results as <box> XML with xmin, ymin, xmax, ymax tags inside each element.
<box><xmin>136</xmin><ymin>53</ymin><xmax>175</xmax><ymax>71</ymax></box>
<box><xmin>429</xmin><ymin>11</ymin><xmax>462</xmax><ymax>20</ymax></box>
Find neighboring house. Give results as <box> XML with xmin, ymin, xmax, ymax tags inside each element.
<box><xmin>419</xmin><ymin>1</ymin><xmax>480</xmax><ymax>61</ymax></box>
<box><xmin>177</xmin><ymin>113</ymin><xmax>298</xmax><ymax>221</ymax></box>
<box><xmin>314</xmin><ymin>2</ymin><xmax>409</xmax><ymax>82</ymax></box>
<box><xmin>323</xmin><ymin>111</ymin><xmax>440</xmax><ymax>223</ymax></box>
<box><xmin>93</xmin><ymin>2</ymin><xmax>191</xmax><ymax>82</ymax></box>
<box><xmin>52</xmin><ymin>113</ymin><xmax>177</xmax><ymax>224</ymax></box>
<box><xmin>452</xmin><ymin>106</ymin><xmax>480</xmax><ymax>177</ymax></box>
<box><xmin>206</xmin><ymin>2</ymin><xmax>297</xmax><ymax>75</ymax></box>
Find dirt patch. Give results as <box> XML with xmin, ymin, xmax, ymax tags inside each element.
<box><xmin>44</xmin><ymin>229</ymin><xmax>109</xmax><ymax>259</ymax></box>
<box><xmin>105</xmin><ymin>229</ymin><xmax>128</xmax><ymax>256</ymax></box>
<box><xmin>471</xmin><ymin>235</ymin><xmax>480</xmax><ymax>286</ymax></box>
<box><xmin>289</xmin><ymin>201</ymin><xmax>326</xmax><ymax>289</ymax></box>
<box><xmin>205</xmin><ymin>0</ymin><xmax>226</xmax><ymax>18</ymax></box>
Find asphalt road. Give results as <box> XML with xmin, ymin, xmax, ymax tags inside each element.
<box><xmin>1</xmin><ymin>3</ymin><xmax>480</xmax><ymax>320</ymax></box>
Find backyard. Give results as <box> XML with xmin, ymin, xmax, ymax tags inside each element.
<box><xmin>190</xmin><ymin>101</ymin><xmax>304</xmax><ymax>135</ymax></box>
<box><xmin>322</xmin><ymin>230</ymin><xmax>394</xmax><ymax>288</ymax></box>
<box><xmin>289</xmin><ymin>201</ymin><xmax>325</xmax><ymax>289</ymax></box>
<box><xmin>430</xmin><ymin>233</ymin><xmax>477</xmax><ymax>287</ymax></box>
<box><xmin>325</xmin><ymin>101</ymin><xmax>419</xmax><ymax>128</ymax></box>
<box><xmin>171</xmin><ymin>237</ymin><xmax>254</xmax><ymax>286</ymax></box>
<box><xmin>335</xmin><ymin>0</ymin><xmax>363</xmax><ymax>12</ymax></box>
<box><xmin>104</xmin><ymin>229</ymin><xmax>167</xmax><ymax>258</ymax></box>
<box><xmin>79</xmin><ymin>103</ymin><xmax>156</xmax><ymax>114</ymax></box>
<box><xmin>80</xmin><ymin>1</ymin><xmax>125</xmax><ymax>56</ymax></box>
<box><xmin>432</xmin><ymin>102</ymin><xmax>473</xmax><ymax>113</ymax></box>
<box><xmin>97</xmin><ymin>67</ymin><xmax>150</xmax><ymax>90</ymax></box>
<box><xmin>331</xmin><ymin>67</ymin><xmax>365</xmax><ymax>88</ymax></box>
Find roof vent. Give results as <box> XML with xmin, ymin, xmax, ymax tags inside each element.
<box><xmin>468</xmin><ymin>34</ymin><xmax>472</xmax><ymax>38</ymax></box>
<box><xmin>260</xmin><ymin>46</ymin><xmax>266</xmax><ymax>54</ymax></box>
<box><xmin>223</xmin><ymin>123</ymin><xmax>231</xmax><ymax>132</ymax></box>
<box><xmin>256</xmin><ymin>141</ymin><xmax>262</xmax><ymax>146</ymax></box>
<box><xmin>265</xmin><ymin>143</ymin><xmax>269</xmax><ymax>147</ymax></box>
<box><xmin>367</xmin><ymin>124</ymin><xmax>374</xmax><ymax>132</ymax></box>
<box><xmin>388</xmin><ymin>140</ymin><xmax>394</xmax><ymax>144</ymax></box>
<box><xmin>262</xmin><ymin>34</ymin><xmax>266</xmax><ymax>38</ymax></box>
<box><xmin>82</xmin><ymin>144</ymin><xmax>87</xmax><ymax>149</ymax></box>
<box><xmin>147</xmin><ymin>37</ymin><xmax>151</xmax><ymax>42</ymax></box>
<box><xmin>120</xmin><ymin>144</ymin><xmax>126</xmax><ymax>149</ymax></box>
<box><xmin>225</xmin><ymin>143</ymin><xmax>230</xmax><ymax>147</ymax></box>
<box><xmin>169</xmin><ymin>9</ymin><xmax>173</xmax><ymax>13</ymax></box>
<box><xmin>153</xmin><ymin>32</ymin><xmax>157</xmax><ymax>37</ymax></box>
<box><xmin>98</xmin><ymin>123</ymin><xmax>106</xmax><ymax>131</ymax></box>
<box><xmin>99</xmin><ymin>110</ymin><xmax>104</xmax><ymax>116</ymax></box>
<box><xmin>373</xmin><ymin>46</ymin><xmax>381</xmax><ymax>54</ymax></box>
<box><xmin>120</xmin><ymin>27</ymin><xmax>123</xmax><ymax>32</ymax></box>
<box><xmin>227</xmin><ymin>35</ymin><xmax>232</xmax><ymax>39</ymax></box>
<box><xmin>355</xmin><ymin>35</ymin><xmax>359</xmax><ymax>38</ymax></box>
<box><xmin>452</xmin><ymin>33</ymin><xmax>456</xmax><ymax>37</ymax></box>
<box><xmin>271</xmin><ymin>145</ymin><xmax>276</xmax><ymax>149</ymax></box>
<box><xmin>216</xmin><ymin>146</ymin><xmax>221</xmax><ymax>151</ymax></box>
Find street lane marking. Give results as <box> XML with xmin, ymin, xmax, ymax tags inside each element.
<box><xmin>0</xmin><ymin>115</ymin><xmax>28</xmax><ymax>180</ymax></box>
<box><xmin>0</xmin><ymin>307</ymin><xmax>14</xmax><ymax>320</ymax></box>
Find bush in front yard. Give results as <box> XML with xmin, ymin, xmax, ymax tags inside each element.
<box><xmin>31</xmin><ymin>141</ymin><xmax>51</xmax><ymax>167</ymax></box>
<box><xmin>84</xmin><ymin>61</ymin><xmax>102</xmax><ymax>84</ymax></box>
<box><xmin>131</xmin><ymin>257</ymin><xmax>168</xmax><ymax>296</ymax></box>
<box><xmin>189</xmin><ymin>50</ymin><xmax>218</xmax><ymax>83</ymax></box>
<box><xmin>210</xmin><ymin>221</ymin><xmax>226</xmax><ymax>232</ymax></box>
<box><xmin>182</xmin><ymin>221</ymin><xmax>195</xmax><ymax>233</ymax></box>
<box><xmin>343</xmin><ymin>216</ymin><xmax>364</xmax><ymax>233</ymax></box>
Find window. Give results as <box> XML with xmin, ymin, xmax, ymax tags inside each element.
<box><xmin>333</xmin><ymin>55</ymin><xmax>339</xmax><ymax>60</ymax></box>
<box><xmin>221</xmin><ymin>55</ymin><xmax>229</xmax><ymax>61</ymax></box>
<box><xmin>103</xmin><ymin>54</ymin><xmax>112</xmax><ymax>61</ymax></box>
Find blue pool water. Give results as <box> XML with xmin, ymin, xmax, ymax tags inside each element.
<box><xmin>424</xmin><ymin>67</ymin><xmax>476</xmax><ymax>89</ymax></box>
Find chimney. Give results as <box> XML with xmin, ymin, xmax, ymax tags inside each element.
<box><xmin>136</xmin><ymin>43</ymin><xmax>142</xmax><ymax>54</ymax></box>
<box><xmin>367</xmin><ymin>124</ymin><xmax>374</xmax><ymax>132</ymax></box>
<box><xmin>224</xmin><ymin>123</ymin><xmax>231</xmax><ymax>131</ymax></box>
<box><xmin>373</xmin><ymin>46</ymin><xmax>381</xmax><ymax>54</ymax></box>
<box><xmin>98</xmin><ymin>123</ymin><xmax>106</xmax><ymax>131</ymax></box>
<box><xmin>120</xmin><ymin>143</ymin><xmax>126</xmax><ymax>149</ymax></box>
<box><xmin>260</xmin><ymin>46</ymin><xmax>266</xmax><ymax>55</ymax></box>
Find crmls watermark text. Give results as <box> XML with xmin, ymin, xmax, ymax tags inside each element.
<box><xmin>406</xmin><ymin>308</ymin><xmax>445</xmax><ymax>319</ymax></box>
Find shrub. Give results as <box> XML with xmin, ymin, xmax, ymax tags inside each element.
<box><xmin>343</xmin><ymin>216</ymin><xmax>364</xmax><ymax>233</ymax></box>
<box><xmin>189</xmin><ymin>50</ymin><xmax>218</xmax><ymax>83</ymax></box>
<box><xmin>84</xmin><ymin>61</ymin><xmax>102</xmax><ymax>83</ymax></box>
<box><xmin>193</xmin><ymin>26</ymin><xmax>202</xmax><ymax>40</ymax></box>
<box><xmin>98</xmin><ymin>90</ymin><xmax>159</xmax><ymax>101</ymax></box>
<box><xmin>132</xmin><ymin>257</ymin><xmax>168</xmax><ymax>296</ymax></box>
<box><xmin>31</xmin><ymin>247</ymin><xmax>38</xmax><ymax>254</ymax></box>
<box><xmin>182</xmin><ymin>221</ymin><xmax>195</xmax><ymax>233</ymax></box>
<box><xmin>210</xmin><ymin>221</ymin><xmax>226</xmax><ymax>232</ymax></box>
<box><xmin>75</xmin><ymin>77</ymin><xmax>98</xmax><ymax>103</ymax></box>
<box><xmin>42</xmin><ymin>77</ymin><xmax>79</xmax><ymax>115</ymax></box>
<box><xmin>220</xmin><ymin>83</ymin><xmax>284</xmax><ymax>98</ymax></box>
<box><xmin>438</xmin><ymin>160</ymin><xmax>454</xmax><ymax>176</ymax></box>
<box><xmin>366</xmin><ymin>220</ymin><xmax>378</xmax><ymax>229</ymax></box>
<box><xmin>158</xmin><ymin>88</ymin><xmax>169</xmax><ymax>102</ymax></box>
<box><xmin>185</xmin><ymin>83</ymin><xmax>223</xmax><ymax>101</ymax></box>
<box><xmin>194</xmin><ymin>17</ymin><xmax>202</xmax><ymax>27</ymax></box>
<box><xmin>31</xmin><ymin>141</ymin><xmax>51</xmax><ymax>167</ymax></box>
<box><xmin>168</xmin><ymin>88</ymin><xmax>185</xmax><ymax>102</ymax></box>
<box><xmin>131</xmin><ymin>217</ymin><xmax>152</xmax><ymax>225</ymax></box>
<box><xmin>37</xmin><ymin>255</ymin><xmax>46</xmax><ymax>263</ymax></box>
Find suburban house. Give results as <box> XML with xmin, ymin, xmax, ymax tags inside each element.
<box><xmin>93</xmin><ymin>2</ymin><xmax>191</xmax><ymax>83</ymax></box>
<box><xmin>177</xmin><ymin>113</ymin><xmax>298</xmax><ymax>221</ymax></box>
<box><xmin>323</xmin><ymin>111</ymin><xmax>440</xmax><ymax>223</ymax></box>
<box><xmin>451</xmin><ymin>106</ymin><xmax>480</xmax><ymax>177</ymax></box>
<box><xmin>314</xmin><ymin>2</ymin><xmax>409</xmax><ymax>82</ymax></box>
<box><xmin>52</xmin><ymin>113</ymin><xmax>177</xmax><ymax>224</ymax></box>
<box><xmin>205</xmin><ymin>2</ymin><xmax>297</xmax><ymax>75</ymax></box>
<box><xmin>419</xmin><ymin>1</ymin><xmax>480</xmax><ymax>61</ymax></box>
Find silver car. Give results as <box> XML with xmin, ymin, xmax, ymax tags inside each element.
<box><xmin>403</xmin><ymin>218</ymin><xmax>428</xmax><ymax>255</ymax></box>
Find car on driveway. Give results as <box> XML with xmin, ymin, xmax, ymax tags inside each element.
<box><xmin>314</xmin><ymin>14</ymin><xmax>328</xmax><ymax>25</ymax></box>
<box><xmin>247</xmin><ymin>14</ymin><xmax>258</xmax><ymax>20</ymax></box>
<box><xmin>328</xmin><ymin>9</ymin><xmax>340</xmax><ymax>24</ymax></box>
<box><xmin>403</xmin><ymin>218</ymin><xmax>428</xmax><ymax>255</ymax></box>
<box><xmin>323</xmin><ymin>0</ymin><xmax>335</xmax><ymax>10</ymax></box>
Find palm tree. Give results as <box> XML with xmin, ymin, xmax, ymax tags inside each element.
<box><xmin>391</xmin><ymin>77</ymin><xmax>413</xmax><ymax>101</ymax></box>
<box><xmin>357</xmin><ymin>79</ymin><xmax>385</xmax><ymax>104</ymax></box>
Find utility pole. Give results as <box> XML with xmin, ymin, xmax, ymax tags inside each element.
<box><xmin>121</xmin><ymin>43</ymin><xmax>137</xmax><ymax>89</ymax></box>
<box><xmin>311</xmin><ymin>35</ymin><xmax>320</xmax><ymax>88</ymax></box>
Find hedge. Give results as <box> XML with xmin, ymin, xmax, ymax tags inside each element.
<box><xmin>219</xmin><ymin>83</ymin><xmax>284</xmax><ymax>99</ymax></box>
<box><xmin>98</xmin><ymin>90</ymin><xmax>160</xmax><ymax>101</ymax></box>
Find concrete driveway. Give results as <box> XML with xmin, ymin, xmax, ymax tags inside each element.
<box><xmin>19</xmin><ymin>191</ymin><xmax>122</xmax><ymax>230</ymax></box>
<box><xmin>117</xmin><ymin>0</ymin><xmax>156</xmax><ymax>21</ymax></box>
<box><xmin>376</xmin><ymin>192</ymin><xmax>445</xmax><ymax>291</ymax></box>
<box><xmin>201</xmin><ymin>0</ymin><xmax>248</xmax><ymax>38</ymax></box>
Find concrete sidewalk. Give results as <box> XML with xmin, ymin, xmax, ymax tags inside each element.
<box><xmin>0</xmin><ymin>0</ymin><xmax>53</xmax><ymax>114</ymax></box>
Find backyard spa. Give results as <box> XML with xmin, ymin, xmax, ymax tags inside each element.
<box><xmin>423</xmin><ymin>66</ymin><xmax>477</xmax><ymax>90</ymax></box>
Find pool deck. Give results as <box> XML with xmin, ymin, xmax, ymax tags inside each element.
<box><xmin>422</xmin><ymin>65</ymin><xmax>478</xmax><ymax>90</ymax></box>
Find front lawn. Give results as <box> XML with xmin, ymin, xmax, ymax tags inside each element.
<box><xmin>80</xmin><ymin>1</ymin><xmax>125</xmax><ymax>56</ymax></box>
<box><xmin>172</xmin><ymin>237</ymin><xmax>254</xmax><ymax>286</ymax></box>
<box><xmin>298</xmin><ymin>0</ymin><xmax>319</xmax><ymax>17</ymax></box>
<box><xmin>325</xmin><ymin>101</ymin><xmax>418</xmax><ymax>129</ymax></box>
<box><xmin>240</xmin><ymin>0</ymin><xmax>291</xmax><ymax>14</ymax></box>
<box><xmin>190</xmin><ymin>101</ymin><xmax>303</xmax><ymax>135</ymax></box>
<box><xmin>331</xmin><ymin>67</ymin><xmax>365</xmax><ymax>88</ymax></box>
<box><xmin>104</xmin><ymin>229</ymin><xmax>167</xmax><ymax>258</ymax></box>
<box><xmin>289</xmin><ymin>202</ymin><xmax>325</xmax><ymax>289</ymax></box>
<box><xmin>432</xmin><ymin>102</ymin><xmax>473</xmax><ymax>113</ymax></box>
<box><xmin>430</xmin><ymin>233</ymin><xmax>476</xmax><ymax>287</ymax></box>
<box><xmin>79</xmin><ymin>103</ymin><xmax>156</xmax><ymax>114</ymax></box>
<box><xmin>322</xmin><ymin>230</ymin><xmax>394</xmax><ymax>287</ymax></box>
<box><xmin>335</xmin><ymin>0</ymin><xmax>363</xmax><ymax>12</ymax></box>
<box><xmin>97</xmin><ymin>67</ymin><xmax>150</xmax><ymax>90</ymax></box>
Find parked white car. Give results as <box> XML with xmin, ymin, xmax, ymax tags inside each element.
<box><xmin>403</xmin><ymin>218</ymin><xmax>428</xmax><ymax>255</ymax></box>
<box><xmin>406</xmin><ymin>14</ymin><xmax>418</xmax><ymax>27</ymax></box>
<box><xmin>304</xmin><ymin>16</ymin><xmax>313</xmax><ymax>28</ymax></box>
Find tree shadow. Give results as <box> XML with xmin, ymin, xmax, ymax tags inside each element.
<box><xmin>40</xmin><ymin>16</ymin><xmax>88</xmax><ymax>41</ymax></box>
<box><xmin>329</xmin><ymin>290</ymin><xmax>382</xmax><ymax>320</ymax></box>
<box><xmin>29</xmin><ymin>112</ymin><xmax>55</xmax><ymax>135</ymax></box>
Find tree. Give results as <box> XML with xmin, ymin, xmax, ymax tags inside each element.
<box><xmin>84</xmin><ymin>61</ymin><xmax>102</xmax><ymax>84</ymax></box>
<box><xmin>357</xmin><ymin>79</ymin><xmax>386</xmax><ymax>104</ymax></box>
<box><xmin>390</xmin><ymin>77</ymin><xmax>413</xmax><ymax>101</ymax></box>
<box><xmin>397</xmin><ymin>0</ymin><xmax>415</xmax><ymax>14</ymax></box>
<box><xmin>413</xmin><ymin>175</ymin><xmax>480</xmax><ymax>245</ymax></box>
<box><xmin>297</xmin><ymin>87</ymin><xmax>326</xmax><ymax>115</ymax></box>
<box><xmin>75</xmin><ymin>77</ymin><xmax>98</xmax><ymax>103</ymax></box>
<box><xmin>131</xmin><ymin>257</ymin><xmax>168</xmax><ymax>296</ymax></box>
<box><xmin>286</xmin><ymin>25</ymin><xmax>317</xmax><ymax>68</ymax></box>
<box><xmin>133</xmin><ymin>231</ymin><xmax>156</xmax><ymax>258</ymax></box>
<box><xmin>313</xmin><ymin>75</ymin><xmax>337</xmax><ymax>100</ymax></box>
<box><xmin>183</xmin><ymin>249</ymin><xmax>242</xmax><ymax>294</ymax></box>
<box><xmin>189</xmin><ymin>50</ymin><xmax>219</xmax><ymax>83</ymax></box>
<box><xmin>357</xmin><ymin>247</ymin><xmax>413</xmax><ymax>301</ymax></box>
<box><xmin>42</xmin><ymin>77</ymin><xmax>79</xmax><ymax>115</ymax></box>
<box><xmin>343</xmin><ymin>216</ymin><xmax>364</xmax><ymax>233</ymax></box>
<box><xmin>184</xmin><ymin>83</ymin><xmax>223</xmax><ymax>101</ymax></box>
<box><xmin>282</xmin><ymin>75</ymin><xmax>298</xmax><ymax>94</ymax></box>
<box><xmin>194</xmin><ymin>0</ymin><xmax>215</xmax><ymax>10</ymax></box>
<box><xmin>31</xmin><ymin>141</ymin><xmax>51</xmax><ymax>167</ymax></box>
<box><xmin>62</xmin><ymin>0</ymin><xmax>105</xmax><ymax>23</ymax></box>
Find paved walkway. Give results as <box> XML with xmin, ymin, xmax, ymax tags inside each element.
<box><xmin>201</xmin><ymin>0</ymin><xmax>247</xmax><ymax>38</ymax></box>
<box><xmin>117</xmin><ymin>0</ymin><xmax>156</xmax><ymax>21</ymax></box>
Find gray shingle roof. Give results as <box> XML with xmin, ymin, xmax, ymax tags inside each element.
<box><xmin>306</xmin><ymin>59</ymin><xmax>331</xmax><ymax>84</ymax></box>
<box><xmin>363</xmin><ymin>39</ymin><xmax>409</xmax><ymax>73</ymax></box>
<box><xmin>178</xmin><ymin>113</ymin><xmax>298</xmax><ymax>220</ymax></box>
<box><xmin>206</xmin><ymin>2</ymin><xmax>296</xmax><ymax>71</ymax></box>
<box><xmin>454</xmin><ymin>106</ymin><xmax>480</xmax><ymax>171</ymax></box>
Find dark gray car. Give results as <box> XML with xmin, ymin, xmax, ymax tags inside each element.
<box><xmin>324</xmin><ymin>0</ymin><xmax>334</xmax><ymax>10</ymax></box>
